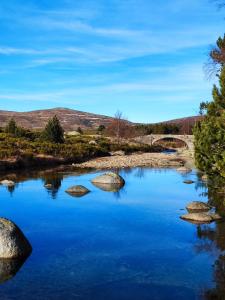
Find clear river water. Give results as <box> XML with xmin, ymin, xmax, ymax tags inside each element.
<box><xmin>0</xmin><ymin>167</ymin><xmax>224</xmax><ymax>300</ymax></box>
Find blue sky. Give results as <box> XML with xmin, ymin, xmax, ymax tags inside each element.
<box><xmin>0</xmin><ymin>0</ymin><xmax>224</xmax><ymax>122</ymax></box>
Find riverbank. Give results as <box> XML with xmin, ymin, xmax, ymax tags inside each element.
<box><xmin>72</xmin><ymin>151</ymin><xmax>191</xmax><ymax>169</ymax></box>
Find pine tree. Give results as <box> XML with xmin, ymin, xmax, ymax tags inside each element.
<box><xmin>5</xmin><ymin>118</ymin><xmax>17</xmax><ymax>135</ymax></box>
<box><xmin>42</xmin><ymin>115</ymin><xmax>64</xmax><ymax>143</ymax></box>
<box><xmin>194</xmin><ymin>36</ymin><xmax>225</xmax><ymax>177</ymax></box>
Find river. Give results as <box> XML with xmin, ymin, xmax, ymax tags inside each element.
<box><xmin>0</xmin><ymin>167</ymin><xmax>224</xmax><ymax>300</ymax></box>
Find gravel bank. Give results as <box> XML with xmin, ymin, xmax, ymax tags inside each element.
<box><xmin>72</xmin><ymin>153</ymin><xmax>185</xmax><ymax>169</ymax></box>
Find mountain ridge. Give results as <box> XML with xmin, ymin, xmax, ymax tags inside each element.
<box><xmin>0</xmin><ymin>107</ymin><xmax>202</xmax><ymax>131</ymax></box>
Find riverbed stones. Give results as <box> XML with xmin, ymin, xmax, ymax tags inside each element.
<box><xmin>91</xmin><ymin>172</ymin><xmax>125</xmax><ymax>186</ymax></box>
<box><xmin>66</xmin><ymin>185</ymin><xmax>90</xmax><ymax>197</ymax></box>
<box><xmin>186</xmin><ymin>201</ymin><xmax>211</xmax><ymax>212</ymax></box>
<box><xmin>0</xmin><ymin>218</ymin><xmax>32</xmax><ymax>259</ymax></box>
<box><xmin>0</xmin><ymin>180</ymin><xmax>15</xmax><ymax>187</ymax></box>
<box><xmin>183</xmin><ymin>180</ymin><xmax>194</xmax><ymax>184</ymax></box>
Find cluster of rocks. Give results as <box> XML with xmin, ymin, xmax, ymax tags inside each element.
<box><xmin>65</xmin><ymin>172</ymin><xmax>125</xmax><ymax>197</ymax></box>
<box><xmin>180</xmin><ymin>201</ymin><xmax>222</xmax><ymax>224</ymax></box>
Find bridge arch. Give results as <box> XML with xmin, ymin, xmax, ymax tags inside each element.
<box><xmin>152</xmin><ymin>136</ymin><xmax>188</xmax><ymax>149</ymax></box>
<box><xmin>134</xmin><ymin>134</ymin><xmax>194</xmax><ymax>151</ymax></box>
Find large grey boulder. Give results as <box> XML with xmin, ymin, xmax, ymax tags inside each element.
<box><xmin>186</xmin><ymin>201</ymin><xmax>211</xmax><ymax>212</ymax></box>
<box><xmin>66</xmin><ymin>185</ymin><xmax>90</xmax><ymax>197</ymax></box>
<box><xmin>0</xmin><ymin>218</ymin><xmax>32</xmax><ymax>258</ymax></box>
<box><xmin>92</xmin><ymin>172</ymin><xmax>125</xmax><ymax>186</ymax></box>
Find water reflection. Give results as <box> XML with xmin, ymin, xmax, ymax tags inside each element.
<box><xmin>0</xmin><ymin>167</ymin><xmax>225</xmax><ymax>299</ymax></box>
<box><xmin>0</xmin><ymin>255</ymin><xmax>30</xmax><ymax>284</ymax></box>
<box><xmin>42</xmin><ymin>173</ymin><xmax>63</xmax><ymax>199</ymax></box>
<box><xmin>193</xmin><ymin>175</ymin><xmax>225</xmax><ymax>299</ymax></box>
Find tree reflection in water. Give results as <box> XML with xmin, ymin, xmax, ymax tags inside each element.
<box><xmin>43</xmin><ymin>173</ymin><xmax>63</xmax><ymax>199</ymax></box>
<box><xmin>195</xmin><ymin>174</ymin><xmax>225</xmax><ymax>299</ymax></box>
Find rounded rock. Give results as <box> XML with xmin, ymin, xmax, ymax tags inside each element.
<box><xmin>91</xmin><ymin>172</ymin><xmax>125</xmax><ymax>186</ymax></box>
<box><xmin>183</xmin><ymin>180</ymin><xmax>194</xmax><ymax>184</ymax></box>
<box><xmin>0</xmin><ymin>180</ymin><xmax>15</xmax><ymax>187</ymax></box>
<box><xmin>180</xmin><ymin>213</ymin><xmax>213</xmax><ymax>224</ymax></box>
<box><xmin>0</xmin><ymin>218</ymin><xmax>32</xmax><ymax>259</ymax></box>
<box><xmin>186</xmin><ymin>201</ymin><xmax>211</xmax><ymax>212</ymax></box>
<box><xmin>66</xmin><ymin>185</ymin><xmax>90</xmax><ymax>197</ymax></box>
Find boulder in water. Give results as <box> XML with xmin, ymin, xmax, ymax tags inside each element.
<box><xmin>186</xmin><ymin>201</ymin><xmax>211</xmax><ymax>212</ymax></box>
<box><xmin>92</xmin><ymin>181</ymin><xmax>123</xmax><ymax>192</ymax></box>
<box><xmin>0</xmin><ymin>180</ymin><xmax>15</xmax><ymax>187</ymax></box>
<box><xmin>183</xmin><ymin>180</ymin><xmax>194</xmax><ymax>184</ymax></box>
<box><xmin>91</xmin><ymin>172</ymin><xmax>125</xmax><ymax>186</ymax></box>
<box><xmin>180</xmin><ymin>213</ymin><xmax>213</xmax><ymax>223</ymax></box>
<box><xmin>0</xmin><ymin>218</ymin><xmax>32</xmax><ymax>258</ymax></box>
<box><xmin>66</xmin><ymin>185</ymin><xmax>90</xmax><ymax>197</ymax></box>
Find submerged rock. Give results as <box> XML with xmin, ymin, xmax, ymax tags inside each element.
<box><xmin>66</xmin><ymin>185</ymin><xmax>90</xmax><ymax>197</ymax></box>
<box><xmin>186</xmin><ymin>201</ymin><xmax>211</xmax><ymax>212</ymax></box>
<box><xmin>0</xmin><ymin>180</ymin><xmax>15</xmax><ymax>187</ymax></box>
<box><xmin>180</xmin><ymin>213</ymin><xmax>213</xmax><ymax>224</ymax></box>
<box><xmin>91</xmin><ymin>172</ymin><xmax>125</xmax><ymax>186</ymax></box>
<box><xmin>183</xmin><ymin>180</ymin><xmax>194</xmax><ymax>184</ymax></box>
<box><xmin>0</xmin><ymin>218</ymin><xmax>32</xmax><ymax>259</ymax></box>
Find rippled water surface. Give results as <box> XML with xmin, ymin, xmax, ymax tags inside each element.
<box><xmin>0</xmin><ymin>167</ymin><xmax>224</xmax><ymax>300</ymax></box>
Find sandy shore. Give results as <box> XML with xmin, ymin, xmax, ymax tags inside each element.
<box><xmin>72</xmin><ymin>152</ymin><xmax>188</xmax><ymax>169</ymax></box>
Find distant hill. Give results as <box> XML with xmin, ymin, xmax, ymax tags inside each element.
<box><xmin>160</xmin><ymin>116</ymin><xmax>204</xmax><ymax>134</ymax></box>
<box><xmin>0</xmin><ymin>107</ymin><xmax>203</xmax><ymax>133</ymax></box>
<box><xmin>0</xmin><ymin>108</ymin><xmax>129</xmax><ymax>131</ymax></box>
<box><xmin>160</xmin><ymin>115</ymin><xmax>204</xmax><ymax>126</ymax></box>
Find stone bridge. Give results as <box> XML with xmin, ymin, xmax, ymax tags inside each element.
<box><xmin>134</xmin><ymin>134</ymin><xmax>194</xmax><ymax>150</ymax></box>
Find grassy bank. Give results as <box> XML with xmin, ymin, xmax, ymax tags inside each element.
<box><xmin>0</xmin><ymin>133</ymin><xmax>163</xmax><ymax>171</ymax></box>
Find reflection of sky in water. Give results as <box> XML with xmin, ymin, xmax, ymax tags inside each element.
<box><xmin>0</xmin><ymin>167</ymin><xmax>223</xmax><ymax>299</ymax></box>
